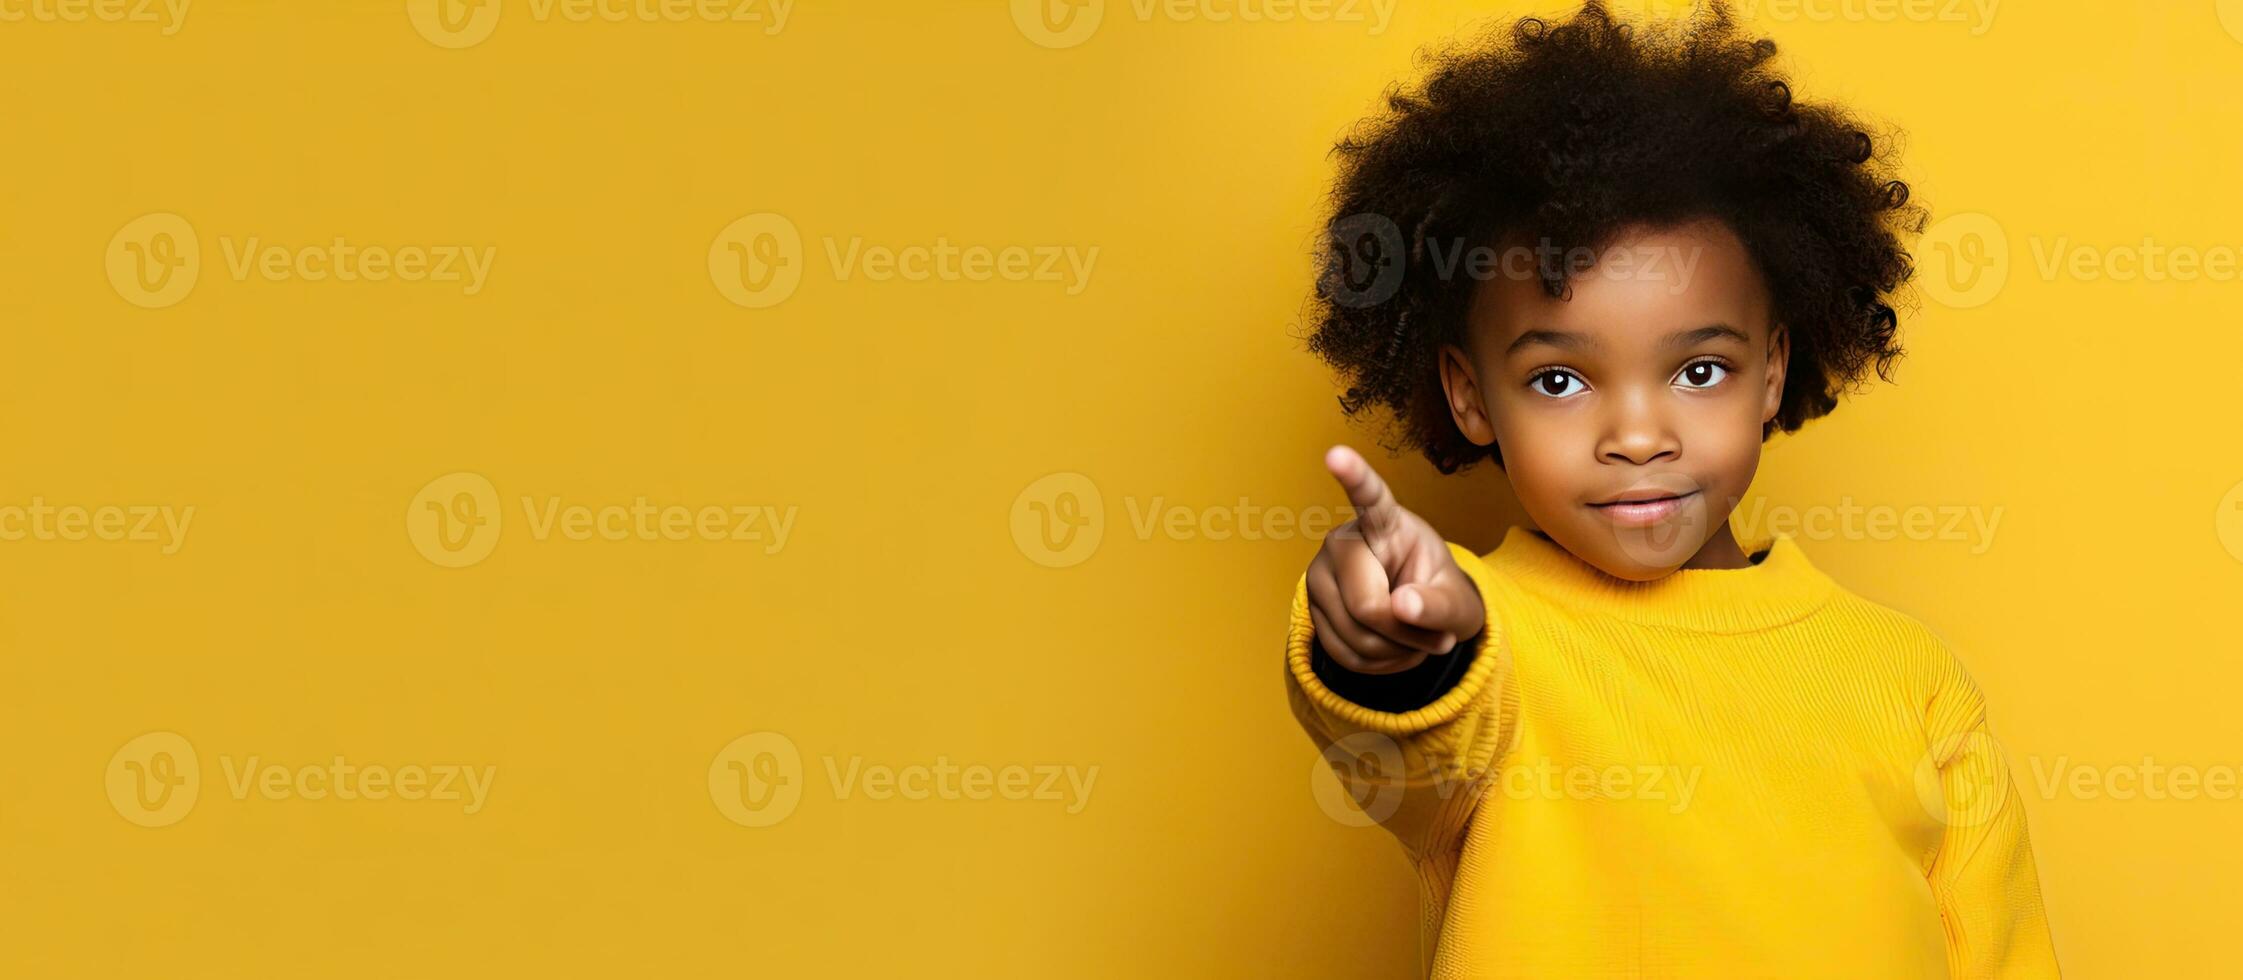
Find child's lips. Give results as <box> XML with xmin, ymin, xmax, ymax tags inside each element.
<box><xmin>1587</xmin><ymin>490</ymin><xmax>1698</xmax><ymax>526</ymax></box>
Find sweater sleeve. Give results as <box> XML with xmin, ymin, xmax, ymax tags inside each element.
<box><xmin>1285</xmin><ymin>541</ymin><xmax>1515</xmax><ymax>863</ymax></box>
<box><xmin>1920</xmin><ymin>657</ymin><xmax>2063</xmax><ymax>979</ymax></box>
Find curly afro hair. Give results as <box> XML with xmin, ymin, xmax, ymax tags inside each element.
<box><xmin>1305</xmin><ymin>0</ymin><xmax>1925</xmax><ymax>474</ymax></box>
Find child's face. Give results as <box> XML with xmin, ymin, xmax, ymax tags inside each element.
<box><xmin>1439</xmin><ymin>217</ymin><xmax>1789</xmax><ymax>579</ymax></box>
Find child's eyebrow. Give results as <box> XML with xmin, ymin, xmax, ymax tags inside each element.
<box><xmin>1504</xmin><ymin>328</ymin><xmax>1594</xmax><ymax>357</ymax></box>
<box><xmin>1665</xmin><ymin>324</ymin><xmax>1752</xmax><ymax>350</ymax></box>
<box><xmin>1504</xmin><ymin>323</ymin><xmax>1749</xmax><ymax>358</ymax></box>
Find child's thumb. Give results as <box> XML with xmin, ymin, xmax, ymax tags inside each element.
<box><xmin>1392</xmin><ymin>579</ymin><xmax>1479</xmax><ymax>643</ymax></box>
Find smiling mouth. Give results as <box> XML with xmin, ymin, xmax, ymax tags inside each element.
<box><xmin>1587</xmin><ymin>489</ymin><xmax>1699</xmax><ymax>525</ymax></box>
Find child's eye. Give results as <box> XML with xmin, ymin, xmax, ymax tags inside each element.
<box><xmin>1528</xmin><ymin>369</ymin><xmax>1587</xmax><ymax>399</ymax></box>
<box><xmin>1675</xmin><ymin>360</ymin><xmax>1728</xmax><ymax>389</ymax></box>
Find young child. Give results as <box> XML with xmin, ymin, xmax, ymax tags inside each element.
<box><xmin>1286</xmin><ymin>3</ymin><xmax>2059</xmax><ymax>977</ymax></box>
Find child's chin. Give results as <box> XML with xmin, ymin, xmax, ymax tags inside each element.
<box><xmin>1564</xmin><ymin>518</ymin><xmax>1711</xmax><ymax>579</ymax></box>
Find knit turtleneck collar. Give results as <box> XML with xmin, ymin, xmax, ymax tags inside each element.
<box><xmin>1483</xmin><ymin>524</ymin><xmax>1838</xmax><ymax>634</ymax></box>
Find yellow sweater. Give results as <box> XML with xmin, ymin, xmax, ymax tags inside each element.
<box><xmin>1287</xmin><ymin>526</ymin><xmax>2060</xmax><ymax>979</ymax></box>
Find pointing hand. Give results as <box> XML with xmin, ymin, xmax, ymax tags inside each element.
<box><xmin>1306</xmin><ymin>446</ymin><xmax>1488</xmax><ymax>675</ymax></box>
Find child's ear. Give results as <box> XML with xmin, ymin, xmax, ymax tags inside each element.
<box><xmin>1439</xmin><ymin>343</ymin><xmax>1499</xmax><ymax>447</ymax></box>
<box><xmin>1760</xmin><ymin>323</ymin><xmax>1790</xmax><ymax>425</ymax></box>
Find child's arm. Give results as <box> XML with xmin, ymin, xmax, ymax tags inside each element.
<box><xmin>1285</xmin><ymin>448</ymin><xmax>1511</xmax><ymax>863</ymax></box>
<box><xmin>1922</xmin><ymin>658</ymin><xmax>2064</xmax><ymax>978</ymax></box>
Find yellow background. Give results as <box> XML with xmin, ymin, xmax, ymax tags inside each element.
<box><xmin>4</xmin><ymin>1</ymin><xmax>2240</xmax><ymax>976</ymax></box>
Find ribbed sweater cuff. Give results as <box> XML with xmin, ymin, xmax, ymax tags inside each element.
<box><xmin>1286</xmin><ymin>541</ymin><xmax>1506</xmax><ymax>734</ymax></box>
<box><xmin>1310</xmin><ymin>618</ymin><xmax>1481</xmax><ymax>713</ymax></box>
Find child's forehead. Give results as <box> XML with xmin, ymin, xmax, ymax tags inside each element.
<box><xmin>1464</xmin><ymin>218</ymin><xmax>1774</xmax><ymax>354</ymax></box>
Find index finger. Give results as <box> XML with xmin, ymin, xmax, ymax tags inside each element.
<box><xmin>1324</xmin><ymin>445</ymin><xmax>1400</xmax><ymax>532</ymax></box>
